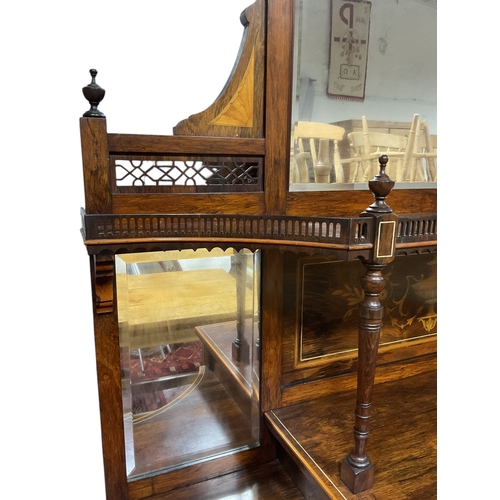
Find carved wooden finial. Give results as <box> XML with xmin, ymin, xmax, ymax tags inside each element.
<box><xmin>82</xmin><ymin>69</ymin><xmax>105</xmax><ymax>118</ymax></box>
<box><xmin>365</xmin><ymin>155</ymin><xmax>395</xmax><ymax>214</ymax></box>
<box><xmin>240</xmin><ymin>8</ymin><xmax>250</xmax><ymax>26</ymax></box>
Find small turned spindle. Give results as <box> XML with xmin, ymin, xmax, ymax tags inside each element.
<box><xmin>82</xmin><ymin>69</ymin><xmax>106</xmax><ymax>118</ymax></box>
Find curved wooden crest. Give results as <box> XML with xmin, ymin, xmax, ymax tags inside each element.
<box><xmin>173</xmin><ymin>0</ymin><xmax>265</xmax><ymax>138</ymax></box>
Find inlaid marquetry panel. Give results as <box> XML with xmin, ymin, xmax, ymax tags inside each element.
<box><xmin>209</xmin><ymin>50</ymin><xmax>255</xmax><ymax>128</ymax></box>
<box><xmin>295</xmin><ymin>252</ymin><xmax>437</xmax><ymax>364</ymax></box>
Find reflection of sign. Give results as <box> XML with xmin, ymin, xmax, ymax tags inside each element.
<box><xmin>328</xmin><ymin>0</ymin><xmax>371</xmax><ymax>101</ymax></box>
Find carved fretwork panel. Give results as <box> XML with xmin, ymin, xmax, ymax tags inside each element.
<box><xmin>110</xmin><ymin>155</ymin><xmax>263</xmax><ymax>193</ymax></box>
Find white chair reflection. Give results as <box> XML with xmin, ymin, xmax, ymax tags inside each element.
<box><xmin>345</xmin><ymin>115</ymin><xmax>437</xmax><ymax>183</ymax></box>
<box><xmin>346</xmin><ymin>115</ymin><xmax>407</xmax><ymax>182</ymax></box>
<box><xmin>408</xmin><ymin>118</ymin><xmax>437</xmax><ymax>182</ymax></box>
<box><xmin>292</xmin><ymin>121</ymin><xmax>346</xmax><ymax>183</ymax></box>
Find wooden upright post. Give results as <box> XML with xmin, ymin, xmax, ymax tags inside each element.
<box><xmin>81</xmin><ymin>70</ymin><xmax>129</xmax><ymax>500</ymax></box>
<box><xmin>341</xmin><ymin>155</ymin><xmax>398</xmax><ymax>493</ymax></box>
<box><xmin>80</xmin><ymin>69</ymin><xmax>111</xmax><ymax>215</ymax></box>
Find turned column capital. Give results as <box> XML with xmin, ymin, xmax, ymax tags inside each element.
<box><xmin>362</xmin><ymin>155</ymin><xmax>398</xmax><ymax>266</ymax></box>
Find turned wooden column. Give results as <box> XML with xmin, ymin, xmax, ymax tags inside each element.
<box><xmin>340</xmin><ymin>155</ymin><xmax>398</xmax><ymax>493</ymax></box>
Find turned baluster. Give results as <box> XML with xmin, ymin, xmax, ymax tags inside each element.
<box><xmin>340</xmin><ymin>155</ymin><xmax>398</xmax><ymax>493</ymax></box>
<box><xmin>332</xmin><ymin>137</ymin><xmax>345</xmax><ymax>183</ymax></box>
<box><xmin>314</xmin><ymin>138</ymin><xmax>332</xmax><ymax>183</ymax></box>
<box><xmin>293</xmin><ymin>139</ymin><xmax>311</xmax><ymax>183</ymax></box>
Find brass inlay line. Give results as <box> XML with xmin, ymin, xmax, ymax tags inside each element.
<box><xmin>270</xmin><ymin>411</ymin><xmax>348</xmax><ymax>500</ymax></box>
<box><xmin>301</xmin><ymin>347</ymin><xmax>358</xmax><ymax>362</ymax></box>
<box><xmin>133</xmin><ymin>365</ymin><xmax>206</xmax><ymax>425</ymax></box>
<box><xmin>377</xmin><ymin>332</ymin><xmax>436</xmax><ymax>346</ymax></box>
<box><xmin>376</xmin><ymin>220</ymin><xmax>396</xmax><ymax>259</ymax></box>
<box><xmin>85</xmin><ymin>237</ymin><xmax>368</xmax><ymax>251</ymax></box>
<box><xmin>301</xmin><ymin>332</ymin><xmax>437</xmax><ymax>362</ymax></box>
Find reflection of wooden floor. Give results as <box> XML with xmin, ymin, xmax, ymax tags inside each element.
<box><xmin>130</xmin><ymin>368</ymin><xmax>259</xmax><ymax>479</ymax></box>
<box><xmin>266</xmin><ymin>363</ymin><xmax>437</xmax><ymax>499</ymax></box>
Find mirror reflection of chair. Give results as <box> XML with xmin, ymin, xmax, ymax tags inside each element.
<box><xmin>292</xmin><ymin>121</ymin><xmax>346</xmax><ymax>183</ymax></box>
<box><xmin>408</xmin><ymin>118</ymin><xmax>438</xmax><ymax>182</ymax></box>
<box><xmin>346</xmin><ymin>115</ymin><xmax>407</xmax><ymax>182</ymax></box>
<box><xmin>345</xmin><ymin>114</ymin><xmax>437</xmax><ymax>183</ymax></box>
<box><xmin>393</xmin><ymin>114</ymin><xmax>438</xmax><ymax>182</ymax></box>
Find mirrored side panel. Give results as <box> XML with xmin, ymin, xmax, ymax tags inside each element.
<box><xmin>116</xmin><ymin>248</ymin><xmax>261</xmax><ymax>480</ymax></box>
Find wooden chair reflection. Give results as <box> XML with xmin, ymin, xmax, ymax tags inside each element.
<box><xmin>391</xmin><ymin>114</ymin><xmax>438</xmax><ymax>182</ymax></box>
<box><xmin>346</xmin><ymin>115</ymin><xmax>437</xmax><ymax>183</ymax></box>
<box><xmin>291</xmin><ymin>121</ymin><xmax>346</xmax><ymax>183</ymax></box>
<box><xmin>408</xmin><ymin>118</ymin><xmax>437</xmax><ymax>182</ymax></box>
<box><xmin>346</xmin><ymin>115</ymin><xmax>407</xmax><ymax>182</ymax></box>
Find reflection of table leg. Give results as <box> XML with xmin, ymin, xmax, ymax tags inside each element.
<box><xmin>254</xmin><ymin>334</ymin><xmax>261</xmax><ymax>364</ymax></box>
<box><xmin>232</xmin><ymin>251</ymin><xmax>250</xmax><ymax>363</ymax></box>
<box><xmin>138</xmin><ymin>348</ymin><xmax>144</xmax><ymax>372</ymax></box>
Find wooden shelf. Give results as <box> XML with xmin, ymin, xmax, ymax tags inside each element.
<box><xmin>265</xmin><ymin>360</ymin><xmax>437</xmax><ymax>500</ymax></box>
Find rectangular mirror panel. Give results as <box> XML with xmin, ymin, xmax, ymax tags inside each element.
<box><xmin>116</xmin><ymin>248</ymin><xmax>261</xmax><ymax>480</ymax></box>
<box><xmin>290</xmin><ymin>0</ymin><xmax>437</xmax><ymax>191</ymax></box>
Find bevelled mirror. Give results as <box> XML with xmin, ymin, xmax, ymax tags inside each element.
<box><xmin>290</xmin><ymin>0</ymin><xmax>437</xmax><ymax>190</ymax></box>
<box><xmin>116</xmin><ymin>248</ymin><xmax>261</xmax><ymax>479</ymax></box>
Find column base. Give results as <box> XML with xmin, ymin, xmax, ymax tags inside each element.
<box><xmin>232</xmin><ymin>339</ymin><xmax>250</xmax><ymax>363</ymax></box>
<box><xmin>340</xmin><ymin>457</ymin><xmax>374</xmax><ymax>493</ymax></box>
